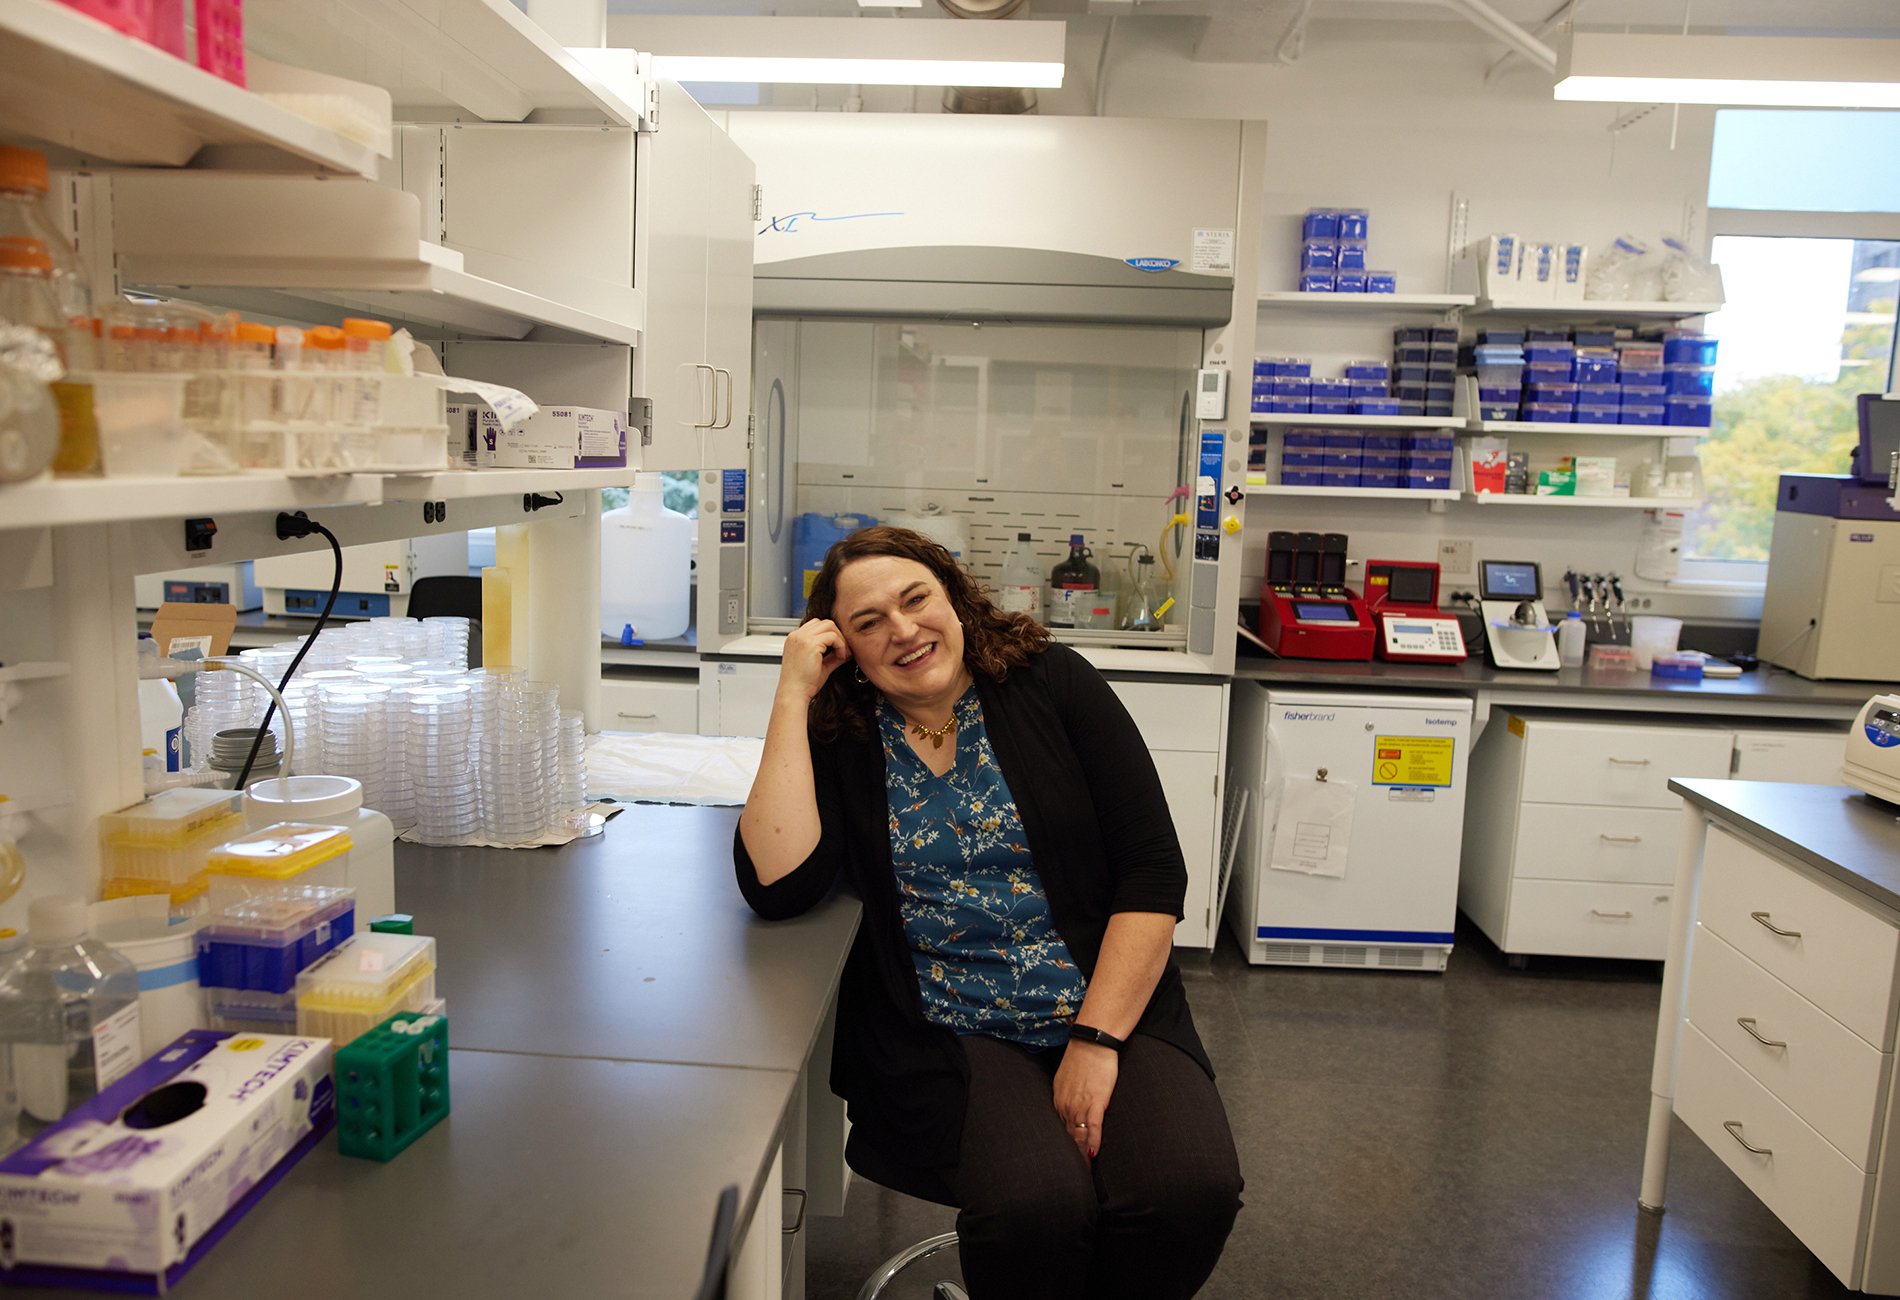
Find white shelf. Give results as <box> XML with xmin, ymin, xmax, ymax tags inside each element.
<box><xmin>1466</xmin><ymin>420</ymin><xmax>1692</xmax><ymax>436</ymax></box>
<box><xmin>0</xmin><ymin>662</ymin><xmax>70</xmax><ymax>683</ymax></box>
<box><xmin>1468</xmin><ymin>299</ymin><xmax>1723</xmax><ymax>319</ymax></box>
<box><xmin>1251</xmin><ymin>413</ymin><xmax>1465</xmax><ymax>430</ymax></box>
<box><xmin>1460</xmin><ymin>492</ymin><xmax>1704</xmax><ymax>509</ymax></box>
<box><xmin>0</xmin><ymin>0</ymin><xmax>381</xmax><ymax>175</ymax></box>
<box><xmin>0</xmin><ymin>467</ymin><xmax>638</xmax><ymax>532</ymax></box>
<box><xmin>246</xmin><ymin>0</ymin><xmax>646</xmax><ymax>126</ymax></box>
<box><xmin>1257</xmin><ymin>292</ymin><xmax>1475</xmax><ymax>314</ymax></box>
<box><xmin>1246</xmin><ymin>484</ymin><xmax>1461</xmax><ymax>502</ymax></box>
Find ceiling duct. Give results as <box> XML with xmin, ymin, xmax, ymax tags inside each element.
<box><xmin>938</xmin><ymin>0</ymin><xmax>1039</xmax><ymax>114</ymax></box>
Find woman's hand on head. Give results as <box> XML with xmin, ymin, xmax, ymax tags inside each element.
<box><xmin>1053</xmin><ymin>1040</ymin><xmax>1119</xmax><ymax>1161</ymax></box>
<box><xmin>779</xmin><ymin>618</ymin><xmax>853</xmax><ymax>703</ymax></box>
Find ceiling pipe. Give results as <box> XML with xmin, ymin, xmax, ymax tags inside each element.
<box><xmin>938</xmin><ymin>0</ymin><xmax>1039</xmax><ymax>114</ymax></box>
<box><xmin>1485</xmin><ymin>0</ymin><xmax>1573</xmax><ymax>84</ymax></box>
<box><xmin>1436</xmin><ymin>0</ymin><xmax>1558</xmax><ymax>72</ymax></box>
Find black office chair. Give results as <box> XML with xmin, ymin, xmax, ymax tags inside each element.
<box><xmin>405</xmin><ymin>575</ymin><xmax>482</xmax><ymax>667</ymax></box>
<box><xmin>846</xmin><ymin>1131</ymin><xmax>966</xmax><ymax>1300</ymax></box>
<box><xmin>694</xmin><ymin>1184</ymin><xmax>741</xmax><ymax>1300</ymax></box>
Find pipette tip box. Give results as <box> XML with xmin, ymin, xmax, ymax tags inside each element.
<box><xmin>296</xmin><ymin>932</ymin><xmax>438</xmax><ymax>1049</ymax></box>
<box><xmin>196</xmin><ymin>884</ymin><xmax>357</xmax><ymax>994</ymax></box>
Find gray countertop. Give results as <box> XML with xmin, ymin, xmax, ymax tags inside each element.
<box><xmin>1234</xmin><ymin>653</ymin><xmax>1892</xmax><ymax>709</ymax></box>
<box><xmin>398</xmin><ymin>805</ymin><xmax>862</xmax><ymax>1073</ymax></box>
<box><xmin>1671</xmin><ymin>778</ymin><xmax>1900</xmax><ymax>913</ymax></box>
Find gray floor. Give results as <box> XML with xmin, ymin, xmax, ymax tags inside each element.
<box><xmin>805</xmin><ymin>917</ymin><xmax>1855</xmax><ymax>1300</ymax></box>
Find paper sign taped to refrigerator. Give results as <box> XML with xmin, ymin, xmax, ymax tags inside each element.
<box><xmin>1371</xmin><ymin>736</ymin><xmax>1454</xmax><ymax>788</ymax></box>
<box><xmin>1269</xmin><ymin>775</ymin><xmax>1354</xmax><ymax>878</ymax></box>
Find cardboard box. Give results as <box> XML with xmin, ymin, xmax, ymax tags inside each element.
<box><xmin>478</xmin><ymin>404</ymin><xmax>629</xmax><ymax>470</ymax></box>
<box><xmin>148</xmin><ymin>603</ymin><xmax>236</xmax><ymax>660</ymax></box>
<box><xmin>0</xmin><ymin>1031</ymin><xmax>335</xmax><ymax>1292</ymax></box>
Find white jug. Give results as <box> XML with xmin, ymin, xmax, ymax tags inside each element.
<box><xmin>602</xmin><ymin>473</ymin><xmax>694</xmax><ymax>643</ymax></box>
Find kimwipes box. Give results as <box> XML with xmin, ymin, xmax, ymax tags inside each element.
<box><xmin>0</xmin><ymin>1030</ymin><xmax>335</xmax><ymax>1293</ymax></box>
<box><xmin>477</xmin><ymin>404</ymin><xmax>628</xmax><ymax>470</ymax></box>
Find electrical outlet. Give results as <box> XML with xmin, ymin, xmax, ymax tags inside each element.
<box><xmin>1439</xmin><ymin>539</ymin><xmax>1473</xmax><ymax>576</ymax></box>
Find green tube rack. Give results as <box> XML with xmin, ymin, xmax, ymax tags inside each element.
<box><xmin>335</xmin><ymin>1011</ymin><xmax>450</xmax><ymax>1161</ymax></box>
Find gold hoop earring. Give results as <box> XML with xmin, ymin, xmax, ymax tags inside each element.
<box><xmin>854</xmin><ymin>666</ymin><xmax>869</xmax><ymax>684</ymax></box>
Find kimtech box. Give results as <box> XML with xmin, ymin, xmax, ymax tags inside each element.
<box><xmin>0</xmin><ymin>1030</ymin><xmax>335</xmax><ymax>1293</ymax></box>
<box><xmin>477</xmin><ymin>404</ymin><xmax>628</xmax><ymax>470</ymax></box>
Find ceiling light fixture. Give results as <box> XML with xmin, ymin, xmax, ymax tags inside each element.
<box><xmin>604</xmin><ymin>16</ymin><xmax>1065</xmax><ymax>88</ymax></box>
<box><xmin>1554</xmin><ymin>33</ymin><xmax>1900</xmax><ymax>109</ymax></box>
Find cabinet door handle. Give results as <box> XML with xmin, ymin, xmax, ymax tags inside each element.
<box><xmin>781</xmin><ymin>1187</ymin><xmax>808</xmax><ymax>1235</ymax></box>
<box><xmin>1751</xmin><ymin>911</ymin><xmax>1802</xmax><ymax>939</ymax></box>
<box><xmin>712</xmin><ymin>368</ymin><xmax>734</xmax><ymax>430</ymax></box>
<box><xmin>1736</xmin><ymin>1017</ymin><xmax>1787</xmax><ymax>1049</ymax></box>
<box><xmin>1590</xmin><ymin>909</ymin><xmax>1633</xmax><ymax>919</ymax></box>
<box><xmin>1723</xmin><ymin>1120</ymin><xmax>1771</xmax><ymax>1156</ymax></box>
<box><xmin>616</xmin><ymin>711</ymin><xmax>657</xmax><ymax>720</ymax></box>
<box><xmin>1599</xmin><ymin>834</ymin><xmax>1643</xmax><ymax>843</ymax></box>
<box><xmin>1606</xmin><ymin>757</ymin><xmax>1651</xmax><ymax>766</ymax></box>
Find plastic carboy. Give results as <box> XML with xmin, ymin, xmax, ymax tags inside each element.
<box><xmin>0</xmin><ymin>896</ymin><xmax>143</xmax><ymax>1149</ymax></box>
<box><xmin>600</xmin><ymin>472</ymin><xmax>693</xmax><ymax>643</ymax></box>
<box><xmin>995</xmin><ymin>532</ymin><xmax>1042</xmax><ymax>619</ymax></box>
<box><xmin>1046</xmin><ymin>535</ymin><xmax>1099</xmax><ymax>629</ymax></box>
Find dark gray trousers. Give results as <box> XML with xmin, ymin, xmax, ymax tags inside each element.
<box><xmin>948</xmin><ymin>1033</ymin><xmax>1244</xmax><ymax>1300</ymax></box>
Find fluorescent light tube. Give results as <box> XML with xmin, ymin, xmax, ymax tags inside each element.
<box><xmin>609</xmin><ymin>16</ymin><xmax>1066</xmax><ymax>88</ymax></box>
<box><xmin>1554</xmin><ymin>33</ymin><xmax>1900</xmax><ymax>108</ymax></box>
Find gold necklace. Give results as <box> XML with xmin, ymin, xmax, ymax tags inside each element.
<box><xmin>910</xmin><ymin>715</ymin><xmax>958</xmax><ymax>750</ymax></box>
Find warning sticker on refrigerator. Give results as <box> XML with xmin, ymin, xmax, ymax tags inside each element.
<box><xmin>1371</xmin><ymin>736</ymin><xmax>1454</xmax><ymax>788</ymax></box>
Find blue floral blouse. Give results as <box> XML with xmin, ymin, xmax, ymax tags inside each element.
<box><xmin>879</xmin><ymin>687</ymin><xmax>1088</xmax><ymax>1048</ymax></box>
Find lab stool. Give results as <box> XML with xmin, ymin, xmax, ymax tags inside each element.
<box><xmin>847</xmin><ymin>1130</ymin><xmax>966</xmax><ymax>1300</ymax></box>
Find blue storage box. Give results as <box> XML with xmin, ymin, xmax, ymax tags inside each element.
<box><xmin>1620</xmin><ymin>369</ymin><xmax>1666</xmax><ymax>390</ymax></box>
<box><xmin>1666</xmin><ymin>395</ymin><xmax>1713</xmax><ymax>426</ymax></box>
<box><xmin>1270</xmin><ymin>357</ymin><xmax>1313</xmax><ymax>377</ymax></box>
<box><xmin>1526</xmin><ymin>381</ymin><xmax>1578</xmax><ymax>404</ymax></box>
<box><xmin>1524</xmin><ymin>344</ymin><xmax>1574</xmax><ymax>365</ymax></box>
<box><xmin>1477</xmin><ymin>330</ymin><xmax>1526</xmax><ymax>346</ymax></box>
<box><xmin>1321</xmin><ymin>471</ymin><xmax>1361</xmax><ymax>488</ymax></box>
<box><xmin>1522</xmin><ymin>402</ymin><xmax>1573</xmax><ymax>423</ymax></box>
<box><xmin>1336</xmin><ymin>270</ymin><xmax>1369</xmax><ymax>293</ymax></box>
<box><xmin>1344</xmin><ymin>360</ymin><xmax>1390</xmax><ymax>382</ymax></box>
<box><xmin>1300</xmin><ymin>240</ymin><xmax>1339</xmax><ymax>270</ymax></box>
<box><xmin>1572</xmin><ymin>353</ymin><xmax>1618</xmax><ymax>384</ymax></box>
<box><xmin>1651</xmin><ymin>653</ymin><xmax>1704</xmax><ymax>681</ymax></box>
<box><xmin>1479</xmin><ymin>404</ymin><xmax>1519</xmax><ymax>421</ymax></box>
<box><xmin>1337</xmin><ymin>209</ymin><xmax>1368</xmax><ymax>240</ymax></box>
<box><xmin>1362</xmin><ymin>453</ymin><xmax>1405</xmax><ymax>470</ymax></box>
<box><xmin>1577</xmin><ymin>383</ymin><xmax>1619</xmax><ymax>406</ymax></box>
<box><xmin>1337</xmin><ymin>240</ymin><xmax>1368</xmax><ymax>271</ymax></box>
<box><xmin>1367</xmin><ymin>271</ymin><xmax>1397</xmax><ymax>293</ymax></box>
<box><xmin>1270</xmin><ymin>380</ymin><xmax>1312</xmax><ymax>397</ymax></box>
<box><xmin>1280</xmin><ymin>470</ymin><xmax>1324</xmax><ymax>487</ymax></box>
<box><xmin>1665</xmin><ymin>365</ymin><xmax>1716</xmax><ymax>396</ymax></box>
<box><xmin>1362</xmin><ymin>473</ymin><xmax>1400</xmax><ymax>491</ymax></box>
<box><xmin>1283</xmin><ymin>429</ymin><xmax>1328</xmax><ymax>447</ymax></box>
<box><xmin>196</xmin><ymin>888</ymin><xmax>356</xmax><ymax>996</ymax></box>
<box><xmin>1323</xmin><ymin>453</ymin><xmax>1363</xmax><ymax>468</ymax></box>
<box><xmin>1407</xmin><ymin>458</ymin><xmax>1454</xmax><ymax>475</ymax></box>
<box><xmin>1425</xmin><ymin>405</ymin><xmax>1454</xmax><ymax>417</ymax></box>
<box><xmin>1525</xmin><ymin>328</ymin><xmax>1570</xmax><ymax>344</ymax></box>
<box><xmin>1394</xmin><ymin>343</ymin><xmax>1431</xmax><ymax>365</ymax></box>
<box><xmin>1477</xmin><ymin>385</ymin><xmax>1522</xmax><ymax>404</ymax></box>
<box><xmin>1575</xmin><ymin>406</ymin><xmax>1621</xmax><ymax>425</ymax></box>
<box><xmin>1396</xmin><ymin>401</ymin><xmax>1426</xmax><ymax>416</ymax></box>
<box><xmin>1248</xmin><ymin>428</ymin><xmax>1269</xmax><ymax>445</ymax></box>
<box><xmin>1662</xmin><ymin>333</ymin><xmax>1718</xmax><ymax>365</ymax></box>
<box><xmin>1282</xmin><ymin>451</ymin><xmax>1326</xmax><ymax>468</ymax></box>
<box><xmin>1248</xmin><ymin>447</ymin><xmax>1267</xmax><ymax>468</ymax></box>
<box><xmin>1524</xmin><ymin>364</ymin><xmax>1570</xmax><ymax>386</ymax></box>
<box><xmin>1406</xmin><ymin>434</ymin><xmax>1455</xmax><ymax>452</ymax></box>
<box><xmin>1427</xmin><ymin>369</ymin><xmax>1458</xmax><ymax>389</ymax></box>
<box><xmin>1428</xmin><ymin>343</ymin><xmax>1459</xmax><ymax>365</ymax></box>
<box><xmin>1299</xmin><ymin>272</ymin><xmax>1335</xmax><ymax>293</ymax></box>
<box><xmin>1620</xmin><ymin>403</ymin><xmax>1665</xmax><ymax>426</ymax></box>
<box><xmin>1323</xmin><ymin>431</ymin><xmax>1364</xmax><ymax>449</ymax></box>
<box><xmin>1302</xmin><ymin>209</ymin><xmax>1340</xmax><ymax>240</ymax></box>
<box><xmin>1572</xmin><ymin>328</ymin><xmax>1616</xmax><ymax>348</ymax></box>
<box><xmin>1349</xmin><ymin>380</ymin><xmax>1388</xmax><ymax>399</ymax></box>
<box><xmin>1394</xmin><ymin>384</ymin><xmax>1429</xmax><ymax>403</ymax></box>
<box><xmin>1354</xmin><ymin>400</ymin><xmax>1402</xmax><ymax>416</ymax></box>
<box><xmin>1394</xmin><ymin>326</ymin><xmax>1430</xmax><ymax>344</ymax></box>
<box><xmin>1362</xmin><ymin>433</ymin><xmax>1405</xmax><ymax>450</ymax></box>
<box><xmin>1311</xmin><ymin>377</ymin><xmax>1352</xmax><ymax>396</ymax></box>
<box><xmin>1404</xmin><ymin>473</ymin><xmax>1452</xmax><ymax>490</ymax></box>
<box><xmin>1425</xmin><ymin>384</ymin><xmax>1456</xmax><ymax>404</ymax></box>
<box><xmin>1267</xmin><ymin>399</ymin><xmax>1310</xmax><ymax>414</ymax></box>
<box><xmin>1393</xmin><ymin>365</ymin><xmax>1429</xmax><ymax>385</ymax></box>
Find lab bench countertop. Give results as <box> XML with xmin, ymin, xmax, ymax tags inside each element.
<box><xmin>1670</xmin><ymin>778</ymin><xmax>1900</xmax><ymax>915</ymax></box>
<box><xmin>1234</xmin><ymin>651</ymin><xmax>1894</xmax><ymax>709</ymax></box>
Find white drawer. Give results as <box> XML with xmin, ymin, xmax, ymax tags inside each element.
<box><xmin>1676</xmin><ymin>1021</ymin><xmax>1872</xmax><ymax>1287</ymax></box>
<box><xmin>600</xmin><ymin>676</ymin><xmax>700</xmax><ymax>734</ymax></box>
<box><xmin>1515</xmin><ymin>717</ymin><xmax>1732</xmax><ymax>809</ymax></box>
<box><xmin>1108</xmin><ymin>680</ymin><xmax>1223</xmax><ymax>753</ymax></box>
<box><xmin>1512</xmin><ymin>804</ymin><xmax>1681</xmax><ymax>886</ymax></box>
<box><xmin>1686</xmin><ymin>926</ymin><xmax>1891</xmax><ymax>1169</ymax></box>
<box><xmin>1502</xmin><ymin>878</ymin><xmax>1675</xmax><ymax>959</ymax></box>
<box><xmin>1698</xmin><ymin>826</ymin><xmax>1900</xmax><ymax>1051</ymax></box>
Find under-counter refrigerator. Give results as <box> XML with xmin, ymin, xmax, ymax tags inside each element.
<box><xmin>1225</xmin><ymin>685</ymin><xmax>1473</xmax><ymax>972</ymax></box>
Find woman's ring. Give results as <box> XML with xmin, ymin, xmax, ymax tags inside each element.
<box><xmin>1074</xmin><ymin>1121</ymin><xmax>1088</xmax><ymax>1128</ymax></box>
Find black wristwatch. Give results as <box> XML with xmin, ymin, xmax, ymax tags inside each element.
<box><xmin>1067</xmin><ymin>1024</ymin><xmax>1126</xmax><ymax>1053</ymax></box>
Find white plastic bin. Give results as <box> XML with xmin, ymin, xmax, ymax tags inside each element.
<box><xmin>90</xmin><ymin>896</ymin><xmax>204</xmax><ymax>1059</ymax></box>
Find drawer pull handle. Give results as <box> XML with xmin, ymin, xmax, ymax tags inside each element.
<box><xmin>1607</xmin><ymin>757</ymin><xmax>1651</xmax><ymax>766</ymax></box>
<box><xmin>1736</xmin><ymin>1017</ymin><xmax>1787</xmax><ymax>1049</ymax></box>
<box><xmin>1590</xmin><ymin>909</ymin><xmax>1634</xmax><ymax>919</ymax></box>
<box><xmin>1750</xmin><ymin>911</ymin><xmax>1802</xmax><ymax>939</ymax></box>
<box><xmin>617</xmin><ymin>711</ymin><xmax>658</xmax><ymax>720</ymax></box>
<box><xmin>1723</xmin><ymin>1121</ymin><xmax>1771</xmax><ymax>1156</ymax></box>
<box><xmin>1599</xmin><ymin>834</ymin><xmax>1643</xmax><ymax>843</ymax></box>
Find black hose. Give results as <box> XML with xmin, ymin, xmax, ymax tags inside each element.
<box><xmin>233</xmin><ymin>515</ymin><xmax>342</xmax><ymax>789</ymax></box>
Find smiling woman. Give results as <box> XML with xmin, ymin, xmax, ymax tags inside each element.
<box><xmin>734</xmin><ymin>526</ymin><xmax>1243</xmax><ymax>1300</ymax></box>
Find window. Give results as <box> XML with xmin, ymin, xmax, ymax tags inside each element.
<box><xmin>1684</xmin><ymin>235</ymin><xmax>1897</xmax><ymax>566</ymax></box>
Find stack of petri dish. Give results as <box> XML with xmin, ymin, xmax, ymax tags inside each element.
<box><xmin>408</xmin><ymin>685</ymin><xmax>478</xmax><ymax>846</ymax></box>
<box><xmin>553</xmin><ymin>710</ymin><xmax>588</xmax><ymax>835</ymax></box>
<box><xmin>182</xmin><ymin>656</ymin><xmax>265</xmax><ymax>771</ymax></box>
<box><xmin>372</xmin><ymin>674</ymin><xmax>426</xmax><ymax>834</ymax></box>
<box><xmin>470</xmin><ymin>666</ymin><xmax>520</xmax><ymax>838</ymax></box>
<box><xmin>317</xmin><ymin>680</ymin><xmax>390</xmax><ymax>812</ymax></box>
<box><xmin>421</xmin><ymin>616</ymin><xmax>471</xmax><ymax>670</ymax></box>
<box><xmin>487</xmin><ymin>678</ymin><xmax>557</xmax><ymax>844</ymax></box>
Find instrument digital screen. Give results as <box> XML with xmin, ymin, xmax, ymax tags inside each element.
<box><xmin>1393</xmin><ymin>623</ymin><xmax>1435</xmax><ymax>636</ymax></box>
<box><xmin>1387</xmin><ymin>567</ymin><xmax>1435</xmax><ymax>605</ymax></box>
<box><xmin>1481</xmin><ymin>561</ymin><xmax>1540</xmax><ymax>600</ymax></box>
<box><xmin>1294</xmin><ymin>603</ymin><xmax>1354</xmax><ymax>622</ymax></box>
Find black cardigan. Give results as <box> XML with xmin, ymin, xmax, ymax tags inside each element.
<box><xmin>733</xmin><ymin>643</ymin><xmax>1212</xmax><ymax>1170</ymax></box>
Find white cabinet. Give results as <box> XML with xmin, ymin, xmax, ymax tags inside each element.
<box><xmin>699</xmin><ymin>660</ymin><xmax>782</xmax><ymax>738</ymax></box>
<box><xmin>601</xmin><ymin>672</ymin><xmax>700</xmax><ymax>734</ymax></box>
<box><xmin>1459</xmin><ymin>711</ymin><xmax>1733</xmax><ymax>960</ymax></box>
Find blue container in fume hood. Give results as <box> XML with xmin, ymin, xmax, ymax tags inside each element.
<box><xmin>792</xmin><ymin>513</ymin><xmax>878</xmax><ymax>605</ymax></box>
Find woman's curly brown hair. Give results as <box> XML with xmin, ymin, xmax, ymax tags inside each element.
<box><xmin>803</xmin><ymin>526</ymin><xmax>1051</xmax><ymax>742</ymax></box>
